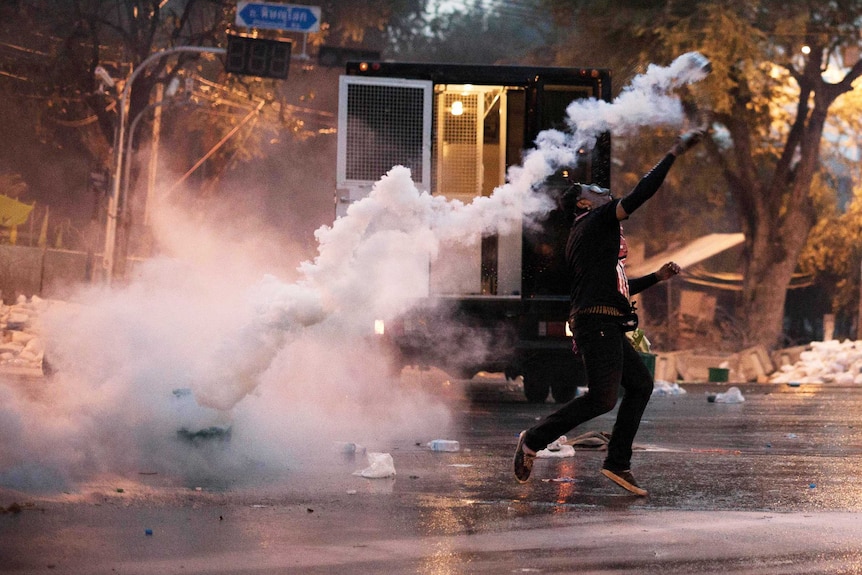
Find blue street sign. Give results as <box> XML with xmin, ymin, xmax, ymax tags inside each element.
<box><xmin>236</xmin><ymin>2</ymin><xmax>321</xmax><ymax>33</ymax></box>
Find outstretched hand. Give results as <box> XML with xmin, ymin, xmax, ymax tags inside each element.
<box><xmin>656</xmin><ymin>261</ymin><xmax>681</xmax><ymax>281</ymax></box>
<box><xmin>670</xmin><ymin>128</ymin><xmax>706</xmax><ymax>156</ymax></box>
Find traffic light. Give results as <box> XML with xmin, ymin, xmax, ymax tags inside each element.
<box><xmin>225</xmin><ymin>35</ymin><xmax>291</xmax><ymax>79</ymax></box>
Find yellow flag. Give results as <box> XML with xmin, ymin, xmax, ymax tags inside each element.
<box><xmin>0</xmin><ymin>194</ymin><xmax>34</xmax><ymax>227</ymax></box>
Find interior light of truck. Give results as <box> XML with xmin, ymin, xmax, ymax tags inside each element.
<box><xmin>374</xmin><ymin>319</ymin><xmax>385</xmax><ymax>335</ymax></box>
<box><xmin>450</xmin><ymin>100</ymin><xmax>464</xmax><ymax>116</ymax></box>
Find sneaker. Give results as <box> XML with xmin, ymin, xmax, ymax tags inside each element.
<box><xmin>513</xmin><ymin>431</ymin><xmax>536</xmax><ymax>483</ymax></box>
<box><xmin>601</xmin><ymin>467</ymin><xmax>648</xmax><ymax>496</ymax></box>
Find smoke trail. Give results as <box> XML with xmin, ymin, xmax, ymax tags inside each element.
<box><xmin>564</xmin><ymin>51</ymin><xmax>711</xmax><ymax>142</ymax></box>
<box><xmin>0</xmin><ymin>53</ymin><xmax>708</xmax><ymax>493</ymax></box>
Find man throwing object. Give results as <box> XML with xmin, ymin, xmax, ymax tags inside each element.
<box><xmin>513</xmin><ymin>127</ymin><xmax>705</xmax><ymax>496</ymax></box>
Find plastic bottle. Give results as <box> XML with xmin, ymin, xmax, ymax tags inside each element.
<box><xmin>428</xmin><ymin>440</ymin><xmax>460</xmax><ymax>452</ymax></box>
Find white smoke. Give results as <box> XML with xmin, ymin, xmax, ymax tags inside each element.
<box><xmin>564</xmin><ymin>52</ymin><xmax>711</xmax><ymax>141</ymax></box>
<box><xmin>0</xmin><ymin>53</ymin><xmax>709</xmax><ymax>493</ymax></box>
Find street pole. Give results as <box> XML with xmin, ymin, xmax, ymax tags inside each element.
<box><xmin>146</xmin><ymin>82</ymin><xmax>164</xmax><ymax>228</ymax></box>
<box><xmin>122</xmin><ymin>96</ymin><xmax>198</xmax><ymax>260</ymax></box>
<box><xmin>103</xmin><ymin>46</ymin><xmax>225</xmax><ymax>285</ymax></box>
<box><xmin>122</xmin><ymin>99</ymin><xmax>169</xmax><ymax>228</ymax></box>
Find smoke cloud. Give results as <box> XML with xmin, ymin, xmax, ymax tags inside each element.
<box><xmin>0</xmin><ymin>53</ymin><xmax>709</xmax><ymax>493</ymax></box>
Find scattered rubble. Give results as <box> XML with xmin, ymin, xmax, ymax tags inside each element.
<box><xmin>0</xmin><ymin>295</ymin><xmax>55</xmax><ymax>377</ymax></box>
<box><xmin>769</xmin><ymin>340</ymin><xmax>862</xmax><ymax>384</ymax></box>
<box><xmin>655</xmin><ymin>345</ymin><xmax>774</xmax><ymax>383</ymax></box>
<box><xmin>653</xmin><ymin>340</ymin><xmax>862</xmax><ymax>385</ymax></box>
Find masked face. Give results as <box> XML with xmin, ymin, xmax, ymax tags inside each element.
<box><xmin>576</xmin><ymin>184</ymin><xmax>613</xmax><ymax>210</ymax></box>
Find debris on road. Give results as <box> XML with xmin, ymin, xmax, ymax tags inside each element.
<box><xmin>0</xmin><ymin>294</ymin><xmax>52</xmax><ymax>377</ymax></box>
<box><xmin>427</xmin><ymin>439</ymin><xmax>460</xmax><ymax>452</ymax></box>
<box><xmin>653</xmin><ymin>381</ymin><xmax>687</xmax><ymax>396</ymax></box>
<box><xmin>565</xmin><ymin>431</ymin><xmax>612</xmax><ymax>450</ymax></box>
<box><xmin>537</xmin><ymin>436</ymin><xmax>575</xmax><ymax>458</ymax></box>
<box><xmin>353</xmin><ymin>452</ymin><xmax>396</xmax><ymax>478</ymax></box>
<box><xmin>707</xmin><ymin>386</ymin><xmax>745</xmax><ymax>403</ymax></box>
<box><xmin>770</xmin><ymin>340</ymin><xmax>862</xmax><ymax>384</ymax></box>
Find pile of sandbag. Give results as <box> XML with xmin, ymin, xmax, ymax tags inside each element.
<box><xmin>770</xmin><ymin>340</ymin><xmax>862</xmax><ymax>385</ymax></box>
<box><xmin>0</xmin><ymin>295</ymin><xmax>48</xmax><ymax>377</ymax></box>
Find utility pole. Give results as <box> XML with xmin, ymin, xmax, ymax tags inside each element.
<box><xmin>103</xmin><ymin>46</ymin><xmax>226</xmax><ymax>285</ymax></box>
<box><xmin>103</xmin><ymin>36</ymin><xmax>292</xmax><ymax>283</ymax></box>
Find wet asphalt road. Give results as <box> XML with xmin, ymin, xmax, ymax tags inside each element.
<box><xmin>4</xmin><ymin>378</ymin><xmax>862</xmax><ymax>574</ymax></box>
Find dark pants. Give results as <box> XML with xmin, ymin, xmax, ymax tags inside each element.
<box><xmin>523</xmin><ymin>319</ymin><xmax>654</xmax><ymax>472</ymax></box>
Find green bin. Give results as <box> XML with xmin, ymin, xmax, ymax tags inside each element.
<box><xmin>639</xmin><ymin>352</ymin><xmax>657</xmax><ymax>378</ymax></box>
<box><xmin>708</xmin><ymin>367</ymin><xmax>729</xmax><ymax>382</ymax></box>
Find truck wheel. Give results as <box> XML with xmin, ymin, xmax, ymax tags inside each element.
<box><xmin>522</xmin><ymin>370</ymin><xmax>550</xmax><ymax>403</ymax></box>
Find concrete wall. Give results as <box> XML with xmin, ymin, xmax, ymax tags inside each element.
<box><xmin>0</xmin><ymin>244</ymin><xmax>97</xmax><ymax>303</ymax></box>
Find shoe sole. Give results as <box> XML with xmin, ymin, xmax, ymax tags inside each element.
<box><xmin>513</xmin><ymin>431</ymin><xmax>533</xmax><ymax>483</ymax></box>
<box><xmin>601</xmin><ymin>468</ymin><xmax>648</xmax><ymax>496</ymax></box>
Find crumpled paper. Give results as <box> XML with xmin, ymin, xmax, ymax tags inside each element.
<box><xmin>353</xmin><ymin>452</ymin><xmax>396</xmax><ymax>478</ymax></box>
<box><xmin>711</xmin><ymin>386</ymin><xmax>745</xmax><ymax>403</ymax></box>
<box><xmin>537</xmin><ymin>436</ymin><xmax>576</xmax><ymax>458</ymax></box>
<box><xmin>653</xmin><ymin>381</ymin><xmax>687</xmax><ymax>396</ymax></box>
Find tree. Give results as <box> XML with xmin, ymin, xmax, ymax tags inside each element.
<box><xmin>547</xmin><ymin>0</ymin><xmax>862</xmax><ymax>350</ymax></box>
<box><xmin>0</xmin><ymin>0</ymin><xmax>242</xmax><ymax>259</ymax></box>
<box><xmin>0</xmin><ymin>0</ymin><xmax>426</xmax><ymax>259</ymax></box>
<box><xmin>663</xmin><ymin>1</ymin><xmax>862</xmax><ymax>349</ymax></box>
<box><xmin>385</xmin><ymin>0</ymin><xmax>553</xmax><ymax>64</ymax></box>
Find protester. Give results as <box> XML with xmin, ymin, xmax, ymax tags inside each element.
<box><xmin>513</xmin><ymin>127</ymin><xmax>705</xmax><ymax>495</ymax></box>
